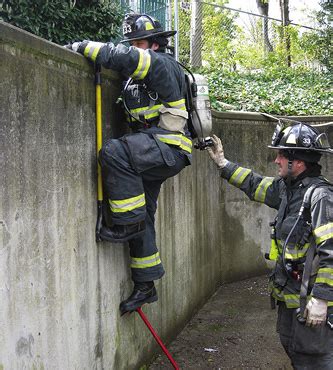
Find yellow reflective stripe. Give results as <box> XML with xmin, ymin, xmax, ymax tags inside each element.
<box><xmin>271</xmin><ymin>286</ymin><xmax>333</xmax><ymax>307</ymax></box>
<box><xmin>131</xmin><ymin>49</ymin><xmax>151</xmax><ymax>80</ymax></box>
<box><xmin>131</xmin><ymin>104</ymin><xmax>163</xmax><ymax>113</ymax></box>
<box><xmin>228</xmin><ymin>167</ymin><xmax>251</xmax><ymax>187</ymax></box>
<box><xmin>316</xmin><ymin>267</ymin><xmax>333</xmax><ymax>286</ymax></box>
<box><xmin>130</xmin><ymin>252</ymin><xmax>162</xmax><ymax>269</ymax></box>
<box><xmin>130</xmin><ymin>104</ymin><xmax>163</xmax><ymax>120</ymax></box>
<box><xmin>269</xmin><ymin>239</ymin><xmax>279</xmax><ymax>260</ymax></box>
<box><xmin>145</xmin><ymin>111</ymin><xmax>159</xmax><ymax>119</ymax></box>
<box><xmin>284</xmin><ymin>243</ymin><xmax>310</xmax><ymax>260</ymax></box>
<box><xmin>83</xmin><ymin>42</ymin><xmax>104</xmax><ymax>62</ymax></box>
<box><xmin>271</xmin><ymin>286</ymin><xmax>300</xmax><ymax>308</ymax></box>
<box><xmin>284</xmin><ymin>294</ymin><xmax>300</xmax><ymax>308</ymax></box>
<box><xmin>109</xmin><ymin>193</ymin><xmax>145</xmax><ymax>213</ymax></box>
<box><xmin>317</xmin><ymin>267</ymin><xmax>333</xmax><ymax>274</ymax></box>
<box><xmin>156</xmin><ymin>134</ymin><xmax>192</xmax><ymax>153</ymax></box>
<box><xmin>316</xmin><ymin>277</ymin><xmax>333</xmax><ymax>286</ymax></box>
<box><xmin>130</xmin><ymin>101</ymin><xmax>186</xmax><ymax>120</ymax></box>
<box><xmin>271</xmin><ymin>286</ymin><xmax>284</xmax><ymax>301</ymax></box>
<box><xmin>314</xmin><ymin>222</ymin><xmax>333</xmax><ymax>244</ymax></box>
<box><xmin>276</xmin><ymin>239</ymin><xmax>283</xmax><ymax>254</ymax></box>
<box><xmin>275</xmin><ymin>239</ymin><xmax>309</xmax><ymax>260</ymax></box>
<box><xmin>167</xmin><ymin>99</ymin><xmax>186</xmax><ymax>110</ymax></box>
<box><xmin>254</xmin><ymin>177</ymin><xmax>274</xmax><ymax>203</ymax></box>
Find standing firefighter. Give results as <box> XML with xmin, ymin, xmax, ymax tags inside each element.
<box><xmin>207</xmin><ymin>123</ymin><xmax>333</xmax><ymax>369</ymax></box>
<box><xmin>67</xmin><ymin>14</ymin><xmax>192</xmax><ymax>315</ymax></box>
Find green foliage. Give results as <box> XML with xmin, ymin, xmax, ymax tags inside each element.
<box><xmin>0</xmin><ymin>0</ymin><xmax>126</xmax><ymax>44</ymax></box>
<box><xmin>178</xmin><ymin>5</ymin><xmax>191</xmax><ymax>65</ymax></box>
<box><xmin>313</xmin><ymin>0</ymin><xmax>333</xmax><ymax>72</ymax></box>
<box><xmin>201</xmin><ymin>3</ymin><xmax>237</xmax><ymax>69</ymax></box>
<box><xmin>206</xmin><ymin>68</ymin><xmax>332</xmax><ymax>115</ymax></box>
<box><xmin>178</xmin><ymin>0</ymin><xmax>234</xmax><ymax>67</ymax></box>
<box><xmin>178</xmin><ymin>1</ymin><xmax>331</xmax><ymax>73</ymax></box>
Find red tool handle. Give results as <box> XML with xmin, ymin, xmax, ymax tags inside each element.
<box><xmin>136</xmin><ymin>307</ymin><xmax>180</xmax><ymax>370</ymax></box>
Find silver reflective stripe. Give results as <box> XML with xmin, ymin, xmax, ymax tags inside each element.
<box><xmin>316</xmin><ymin>268</ymin><xmax>333</xmax><ymax>286</ymax></box>
<box><xmin>284</xmin><ymin>294</ymin><xmax>300</xmax><ymax>308</ymax></box>
<box><xmin>314</xmin><ymin>222</ymin><xmax>333</xmax><ymax>244</ymax></box>
<box><xmin>254</xmin><ymin>177</ymin><xmax>274</xmax><ymax>203</ymax></box>
<box><xmin>131</xmin><ymin>49</ymin><xmax>151</xmax><ymax>80</ymax></box>
<box><xmin>83</xmin><ymin>42</ymin><xmax>104</xmax><ymax>62</ymax></box>
<box><xmin>130</xmin><ymin>104</ymin><xmax>163</xmax><ymax>120</ymax></box>
<box><xmin>284</xmin><ymin>244</ymin><xmax>309</xmax><ymax>259</ymax></box>
<box><xmin>156</xmin><ymin>134</ymin><xmax>192</xmax><ymax>153</ymax></box>
<box><xmin>229</xmin><ymin>167</ymin><xmax>251</xmax><ymax>187</ymax></box>
<box><xmin>130</xmin><ymin>252</ymin><xmax>162</xmax><ymax>268</ymax></box>
<box><xmin>167</xmin><ymin>99</ymin><xmax>186</xmax><ymax>110</ymax></box>
<box><xmin>109</xmin><ymin>193</ymin><xmax>145</xmax><ymax>213</ymax></box>
<box><xmin>180</xmin><ymin>137</ymin><xmax>192</xmax><ymax>151</ymax></box>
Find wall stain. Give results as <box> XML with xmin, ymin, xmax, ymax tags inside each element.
<box><xmin>15</xmin><ymin>334</ymin><xmax>34</xmax><ymax>357</ymax></box>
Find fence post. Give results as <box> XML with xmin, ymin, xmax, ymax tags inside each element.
<box><xmin>174</xmin><ymin>0</ymin><xmax>179</xmax><ymax>60</ymax></box>
<box><xmin>190</xmin><ymin>0</ymin><xmax>202</xmax><ymax>67</ymax></box>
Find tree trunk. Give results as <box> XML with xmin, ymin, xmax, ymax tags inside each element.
<box><xmin>279</xmin><ymin>0</ymin><xmax>291</xmax><ymax>67</ymax></box>
<box><xmin>256</xmin><ymin>0</ymin><xmax>273</xmax><ymax>53</ymax></box>
<box><xmin>190</xmin><ymin>0</ymin><xmax>202</xmax><ymax>68</ymax></box>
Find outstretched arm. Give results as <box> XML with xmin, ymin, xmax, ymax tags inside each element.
<box><xmin>206</xmin><ymin>134</ymin><xmax>282</xmax><ymax>210</ymax></box>
<box><xmin>66</xmin><ymin>41</ymin><xmax>153</xmax><ymax>81</ymax></box>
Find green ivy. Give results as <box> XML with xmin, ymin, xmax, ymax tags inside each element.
<box><xmin>0</xmin><ymin>0</ymin><xmax>126</xmax><ymax>44</ymax></box>
<box><xmin>205</xmin><ymin>67</ymin><xmax>332</xmax><ymax>116</ymax></box>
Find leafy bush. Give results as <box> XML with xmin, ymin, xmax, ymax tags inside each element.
<box><xmin>205</xmin><ymin>68</ymin><xmax>332</xmax><ymax>115</ymax></box>
<box><xmin>314</xmin><ymin>0</ymin><xmax>333</xmax><ymax>72</ymax></box>
<box><xmin>0</xmin><ymin>0</ymin><xmax>126</xmax><ymax>44</ymax></box>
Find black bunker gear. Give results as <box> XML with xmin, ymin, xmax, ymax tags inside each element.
<box><xmin>70</xmin><ymin>14</ymin><xmax>192</xmax><ymax>313</ymax></box>
<box><xmin>219</xmin><ymin>122</ymin><xmax>333</xmax><ymax>369</ymax></box>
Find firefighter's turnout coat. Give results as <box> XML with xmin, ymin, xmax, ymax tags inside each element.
<box><xmin>94</xmin><ymin>43</ymin><xmax>192</xmax><ymax>282</ymax></box>
<box><xmin>220</xmin><ymin>161</ymin><xmax>333</xmax><ymax>307</ymax></box>
<box><xmin>220</xmin><ymin>161</ymin><xmax>333</xmax><ymax>359</ymax></box>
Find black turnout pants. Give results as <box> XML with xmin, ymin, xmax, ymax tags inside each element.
<box><xmin>99</xmin><ymin>133</ymin><xmax>189</xmax><ymax>282</ymax></box>
<box><xmin>277</xmin><ymin>302</ymin><xmax>333</xmax><ymax>370</ymax></box>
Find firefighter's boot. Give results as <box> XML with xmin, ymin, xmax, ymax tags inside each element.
<box><xmin>100</xmin><ymin>221</ymin><xmax>145</xmax><ymax>243</ymax></box>
<box><xmin>120</xmin><ymin>281</ymin><xmax>158</xmax><ymax>315</ymax></box>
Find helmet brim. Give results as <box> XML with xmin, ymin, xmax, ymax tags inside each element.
<box><xmin>267</xmin><ymin>145</ymin><xmax>333</xmax><ymax>155</ymax></box>
<box><xmin>121</xmin><ymin>30</ymin><xmax>176</xmax><ymax>43</ymax></box>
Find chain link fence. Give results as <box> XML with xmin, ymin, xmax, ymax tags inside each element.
<box><xmin>118</xmin><ymin>0</ymin><xmax>324</xmax><ymax>71</ymax></box>
<box><xmin>174</xmin><ymin>1</ymin><xmax>322</xmax><ymax>71</ymax></box>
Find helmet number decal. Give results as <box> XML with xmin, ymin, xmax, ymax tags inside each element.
<box><xmin>302</xmin><ymin>137</ymin><xmax>311</xmax><ymax>146</ymax></box>
<box><xmin>123</xmin><ymin>24</ymin><xmax>132</xmax><ymax>35</ymax></box>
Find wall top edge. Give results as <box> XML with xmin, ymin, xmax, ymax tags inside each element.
<box><xmin>0</xmin><ymin>20</ymin><xmax>120</xmax><ymax>80</ymax></box>
<box><xmin>212</xmin><ymin>109</ymin><xmax>333</xmax><ymax>122</ymax></box>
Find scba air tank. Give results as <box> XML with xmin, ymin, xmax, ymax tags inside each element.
<box><xmin>192</xmin><ymin>73</ymin><xmax>212</xmax><ymax>139</ymax></box>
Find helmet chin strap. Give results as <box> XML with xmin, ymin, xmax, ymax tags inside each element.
<box><xmin>287</xmin><ymin>159</ymin><xmax>293</xmax><ymax>185</ymax></box>
<box><xmin>285</xmin><ymin>154</ymin><xmax>294</xmax><ymax>206</ymax></box>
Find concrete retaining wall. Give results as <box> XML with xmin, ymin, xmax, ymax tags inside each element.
<box><xmin>1</xmin><ymin>21</ymin><xmax>332</xmax><ymax>369</ymax></box>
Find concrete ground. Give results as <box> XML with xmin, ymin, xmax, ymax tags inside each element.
<box><xmin>149</xmin><ymin>275</ymin><xmax>292</xmax><ymax>369</ymax></box>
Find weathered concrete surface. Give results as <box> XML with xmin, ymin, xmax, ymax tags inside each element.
<box><xmin>1</xmin><ymin>20</ymin><xmax>332</xmax><ymax>369</ymax></box>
